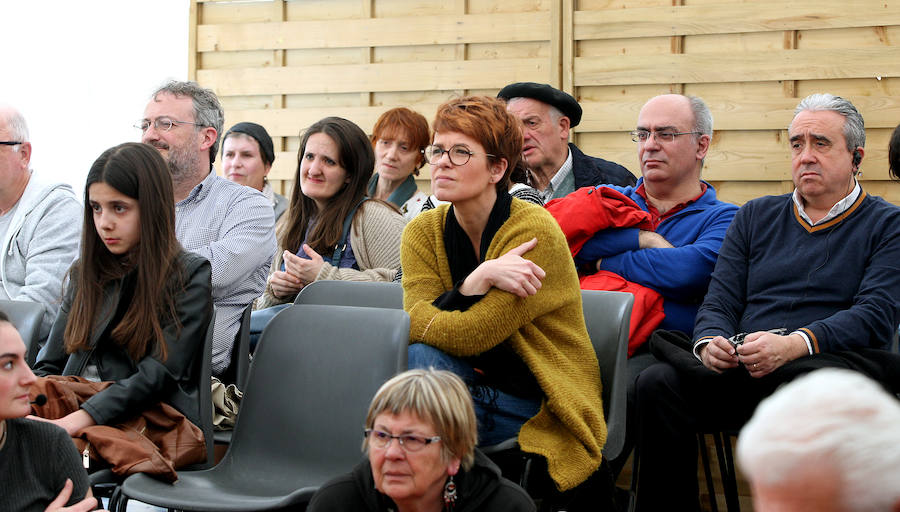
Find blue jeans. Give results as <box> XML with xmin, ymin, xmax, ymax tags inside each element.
<box><xmin>249</xmin><ymin>303</ymin><xmax>291</xmax><ymax>352</ymax></box>
<box><xmin>408</xmin><ymin>343</ymin><xmax>541</xmax><ymax>446</ymax></box>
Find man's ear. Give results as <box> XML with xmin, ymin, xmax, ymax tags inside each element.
<box><xmin>696</xmin><ymin>133</ymin><xmax>711</xmax><ymax>161</ymax></box>
<box><xmin>198</xmin><ymin>126</ymin><xmax>218</xmax><ymax>152</ymax></box>
<box><xmin>558</xmin><ymin>115</ymin><xmax>571</xmax><ymax>142</ymax></box>
<box><xmin>16</xmin><ymin>141</ymin><xmax>32</xmax><ymax>169</ymax></box>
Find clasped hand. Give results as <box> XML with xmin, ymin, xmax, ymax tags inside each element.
<box><xmin>269</xmin><ymin>245</ymin><xmax>325</xmax><ymax>298</ymax></box>
<box><xmin>460</xmin><ymin>238</ymin><xmax>546</xmax><ymax>298</ymax></box>
<box><xmin>700</xmin><ymin>331</ymin><xmax>808</xmax><ymax>378</ymax></box>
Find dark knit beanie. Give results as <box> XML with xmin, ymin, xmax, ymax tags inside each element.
<box><xmin>224</xmin><ymin>122</ymin><xmax>275</xmax><ymax>165</ymax></box>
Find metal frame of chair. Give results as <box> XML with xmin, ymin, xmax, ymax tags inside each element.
<box><xmin>112</xmin><ymin>304</ymin><xmax>409</xmax><ymax>511</ymax></box>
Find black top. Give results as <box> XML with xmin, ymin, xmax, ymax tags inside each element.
<box><xmin>0</xmin><ymin>418</ymin><xmax>90</xmax><ymax>512</ymax></box>
<box><xmin>307</xmin><ymin>449</ymin><xmax>535</xmax><ymax>512</ymax></box>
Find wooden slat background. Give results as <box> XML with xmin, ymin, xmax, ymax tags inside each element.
<box><xmin>191</xmin><ymin>0</ymin><xmax>900</xmax><ymax>205</ymax></box>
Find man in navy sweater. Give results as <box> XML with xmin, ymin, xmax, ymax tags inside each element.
<box><xmin>634</xmin><ymin>94</ymin><xmax>900</xmax><ymax>511</ymax></box>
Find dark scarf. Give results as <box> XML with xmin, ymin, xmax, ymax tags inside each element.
<box><xmin>444</xmin><ymin>191</ymin><xmax>512</xmax><ymax>284</ymax></box>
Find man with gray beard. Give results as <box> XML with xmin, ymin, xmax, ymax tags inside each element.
<box><xmin>139</xmin><ymin>80</ymin><xmax>275</xmax><ymax>377</ymax></box>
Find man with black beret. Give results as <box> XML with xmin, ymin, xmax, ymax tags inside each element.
<box><xmin>498</xmin><ymin>82</ymin><xmax>635</xmax><ymax>201</ymax></box>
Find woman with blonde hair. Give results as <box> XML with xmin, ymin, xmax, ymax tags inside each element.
<box><xmin>308</xmin><ymin>369</ymin><xmax>535</xmax><ymax>512</ymax></box>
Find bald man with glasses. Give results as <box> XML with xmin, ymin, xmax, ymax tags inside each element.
<box><xmin>548</xmin><ymin>94</ymin><xmax>739</xmax><ymax>478</ymax></box>
<box><xmin>0</xmin><ymin>105</ymin><xmax>81</xmax><ymax>343</ymax></box>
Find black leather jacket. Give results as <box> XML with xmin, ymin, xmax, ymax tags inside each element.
<box><xmin>33</xmin><ymin>251</ymin><xmax>213</xmax><ymax>427</ymax></box>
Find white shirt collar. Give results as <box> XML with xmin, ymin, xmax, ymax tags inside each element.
<box><xmin>792</xmin><ymin>180</ymin><xmax>861</xmax><ymax>226</ymax></box>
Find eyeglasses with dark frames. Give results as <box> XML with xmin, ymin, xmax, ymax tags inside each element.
<box><xmin>364</xmin><ymin>428</ymin><xmax>441</xmax><ymax>452</ymax></box>
<box><xmin>134</xmin><ymin>118</ymin><xmax>202</xmax><ymax>133</ymax></box>
<box><xmin>423</xmin><ymin>144</ymin><xmax>496</xmax><ymax>166</ymax></box>
<box><xmin>0</xmin><ymin>141</ymin><xmax>23</xmax><ymax>146</ymax></box>
<box><xmin>630</xmin><ymin>130</ymin><xmax>702</xmax><ymax>143</ymax></box>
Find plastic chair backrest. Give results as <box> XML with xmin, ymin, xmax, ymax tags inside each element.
<box><xmin>219</xmin><ymin>304</ymin><xmax>409</xmax><ymax>489</ymax></box>
<box><xmin>195</xmin><ymin>310</ymin><xmax>216</xmax><ymax>468</ymax></box>
<box><xmin>221</xmin><ymin>304</ymin><xmax>252</xmax><ymax>390</ymax></box>
<box><xmin>580</xmin><ymin>290</ymin><xmax>633</xmax><ymax>463</ymax></box>
<box><xmin>0</xmin><ymin>299</ymin><xmax>45</xmax><ymax>366</ymax></box>
<box><xmin>294</xmin><ymin>280</ymin><xmax>403</xmax><ymax>309</ymax></box>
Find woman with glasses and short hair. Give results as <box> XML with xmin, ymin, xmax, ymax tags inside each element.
<box><xmin>368</xmin><ymin>108</ymin><xmax>431</xmax><ymax>221</ymax></box>
<box><xmin>308</xmin><ymin>369</ymin><xmax>535</xmax><ymax>512</ymax></box>
<box><xmin>221</xmin><ymin>122</ymin><xmax>288</xmax><ymax>221</ymax></box>
<box><xmin>400</xmin><ymin>96</ymin><xmax>613</xmax><ymax>509</ymax></box>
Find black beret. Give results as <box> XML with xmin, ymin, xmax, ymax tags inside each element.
<box><xmin>223</xmin><ymin>122</ymin><xmax>275</xmax><ymax>165</ymax></box>
<box><xmin>497</xmin><ymin>82</ymin><xmax>582</xmax><ymax>127</ymax></box>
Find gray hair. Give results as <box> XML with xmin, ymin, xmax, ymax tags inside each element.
<box><xmin>151</xmin><ymin>80</ymin><xmax>224</xmax><ymax>164</ymax></box>
<box><xmin>793</xmin><ymin>93</ymin><xmax>865</xmax><ymax>152</ymax></box>
<box><xmin>0</xmin><ymin>106</ymin><xmax>30</xmax><ymax>153</ymax></box>
<box><xmin>687</xmin><ymin>95</ymin><xmax>713</xmax><ymax>137</ymax></box>
<box><xmin>738</xmin><ymin>369</ymin><xmax>900</xmax><ymax>511</ymax></box>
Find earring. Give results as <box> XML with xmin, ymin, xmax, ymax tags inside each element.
<box><xmin>443</xmin><ymin>475</ymin><xmax>457</xmax><ymax>510</ymax></box>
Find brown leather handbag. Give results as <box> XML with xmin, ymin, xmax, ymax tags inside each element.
<box><xmin>29</xmin><ymin>375</ymin><xmax>205</xmax><ymax>483</ymax></box>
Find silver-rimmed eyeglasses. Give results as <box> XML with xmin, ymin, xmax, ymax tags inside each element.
<box><xmin>135</xmin><ymin>118</ymin><xmax>202</xmax><ymax>133</ymax></box>
<box><xmin>364</xmin><ymin>428</ymin><xmax>441</xmax><ymax>452</ymax></box>
<box><xmin>630</xmin><ymin>130</ymin><xmax>702</xmax><ymax>143</ymax></box>
<box><xmin>423</xmin><ymin>144</ymin><xmax>496</xmax><ymax>166</ymax></box>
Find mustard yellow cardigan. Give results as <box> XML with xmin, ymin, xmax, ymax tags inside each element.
<box><xmin>401</xmin><ymin>199</ymin><xmax>606</xmax><ymax>491</ymax></box>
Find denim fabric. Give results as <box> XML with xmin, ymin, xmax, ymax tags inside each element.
<box><xmin>249</xmin><ymin>303</ymin><xmax>291</xmax><ymax>352</ymax></box>
<box><xmin>407</xmin><ymin>343</ymin><xmax>541</xmax><ymax>446</ymax></box>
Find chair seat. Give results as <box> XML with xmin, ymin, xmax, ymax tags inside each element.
<box><xmin>120</xmin><ymin>467</ymin><xmax>321</xmax><ymax>511</ymax></box>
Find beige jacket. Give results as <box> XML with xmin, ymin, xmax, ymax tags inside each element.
<box><xmin>256</xmin><ymin>200</ymin><xmax>405</xmax><ymax>309</ymax></box>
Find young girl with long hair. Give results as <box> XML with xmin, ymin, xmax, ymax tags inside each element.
<box><xmin>31</xmin><ymin>142</ymin><xmax>213</xmax><ymax>437</ymax></box>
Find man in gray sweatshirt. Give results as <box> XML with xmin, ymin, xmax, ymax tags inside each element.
<box><xmin>0</xmin><ymin>105</ymin><xmax>81</xmax><ymax>343</ymax></box>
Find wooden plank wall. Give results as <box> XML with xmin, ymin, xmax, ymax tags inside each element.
<box><xmin>191</xmin><ymin>0</ymin><xmax>900</xmax><ymax>205</ymax></box>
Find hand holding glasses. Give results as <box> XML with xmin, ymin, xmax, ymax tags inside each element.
<box><xmin>364</xmin><ymin>428</ymin><xmax>441</xmax><ymax>452</ymax></box>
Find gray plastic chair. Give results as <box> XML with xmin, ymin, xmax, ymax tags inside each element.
<box><xmin>0</xmin><ymin>299</ymin><xmax>45</xmax><ymax>366</ymax></box>
<box><xmin>582</xmin><ymin>289</ymin><xmax>633</xmax><ymax>463</ymax></box>
<box><xmin>481</xmin><ymin>290</ymin><xmax>633</xmax><ymax>487</ymax></box>
<box><xmin>294</xmin><ymin>279</ymin><xmax>403</xmax><ymax>309</ymax></box>
<box><xmin>115</xmin><ymin>304</ymin><xmax>410</xmax><ymax>511</ymax></box>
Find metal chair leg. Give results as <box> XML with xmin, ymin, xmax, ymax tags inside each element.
<box><xmin>698</xmin><ymin>433</ymin><xmax>719</xmax><ymax>512</ymax></box>
<box><xmin>721</xmin><ymin>432</ymin><xmax>741</xmax><ymax>511</ymax></box>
